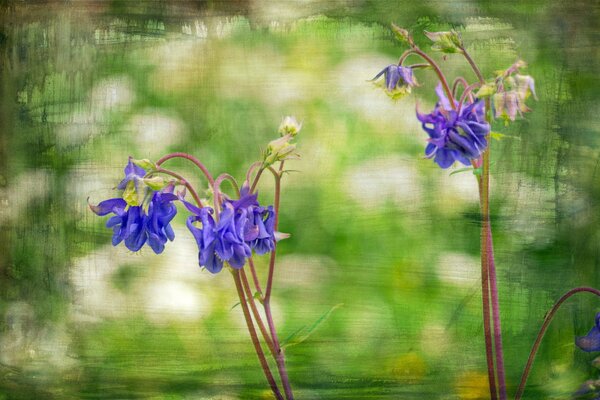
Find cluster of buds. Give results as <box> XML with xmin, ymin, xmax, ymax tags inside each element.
<box><xmin>263</xmin><ymin>116</ymin><xmax>302</xmax><ymax>166</ymax></box>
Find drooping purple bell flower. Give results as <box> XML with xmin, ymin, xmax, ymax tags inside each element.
<box><xmin>183</xmin><ymin>186</ymin><xmax>276</xmax><ymax>274</ymax></box>
<box><xmin>417</xmin><ymin>84</ymin><xmax>490</xmax><ymax>169</ymax></box>
<box><xmin>372</xmin><ymin>65</ymin><xmax>417</xmax><ymax>97</ymax></box>
<box><xmin>90</xmin><ymin>188</ymin><xmax>178</xmax><ymax>254</ymax></box>
<box><xmin>145</xmin><ymin>188</ymin><xmax>178</xmax><ymax>254</ymax></box>
<box><xmin>90</xmin><ymin>159</ymin><xmax>178</xmax><ymax>253</ymax></box>
<box><xmin>576</xmin><ymin>312</ymin><xmax>600</xmax><ymax>352</ymax></box>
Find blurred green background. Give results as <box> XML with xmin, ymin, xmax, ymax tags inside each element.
<box><xmin>1</xmin><ymin>1</ymin><xmax>599</xmax><ymax>399</ymax></box>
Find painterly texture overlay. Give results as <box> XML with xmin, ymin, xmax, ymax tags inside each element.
<box><xmin>1</xmin><ymin>1</ymin><xmax>599</xmax><ymax>399</ymax></box>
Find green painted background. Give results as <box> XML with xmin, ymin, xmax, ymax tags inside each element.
<box><xmin>1</xmin><ymin>1</ymin><xmax>599</xmax><ymax>399</ymax></box>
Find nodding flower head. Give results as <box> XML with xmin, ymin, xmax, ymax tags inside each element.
<box><xmin>372</xmin><ymin>65</ymin><xmax>417</xmax><ymax>99</ymax></box>
<box><xmin>493</xmin><ymin>61</ymin><xmax>537</xmax><ymax>122</ymax></box>
<box><xmin>576</xmin><ymin>312</ymin><xmax>600</xmax><ymax>352</ymax></box>
<box><xmin>117</xmin><ymin>157</ymin><xmax>146</xmax><ymax>190</ymax></box>
<box><xmin>90</xmin><ymin>159</ymin><xmax>178</xmax><ymax>254</ymax></box>
<box><xmin>183</xmin><ymin>187</ymin><xmax>276</xmax><ymax>274</ymax></box>
<box><xmin>417</xmin><ymin>84</ymin><xmax>490</xmax><ymax>169</ymax></box>
<box><xmin>90</xmin><ymin>185</ymin><xmax>178</xmax><ymax>254</ymax></box>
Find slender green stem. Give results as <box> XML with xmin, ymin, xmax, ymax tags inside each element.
<box><xmin>515</xmin><ymin>287</ymin><xmax>600</xmax><ymax>400</ymax></box>
<box><xmin>231</xmin><ymin>269</ymin><xmax>283</xmax><ymax>400</ymax></box>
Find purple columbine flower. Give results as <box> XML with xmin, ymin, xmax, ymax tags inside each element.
<box><xmin>117</xmin><ymin>157</ymin><xmax>146</xmax><ymax>190</ymax></box>
<box><xmin>372</xmin><ymin>65</ymin><xmax>417</xmax><ymax>93</ymax></box>
<box><xmin>576</xmin><ymin>312</ymin><xmax>600</xmax><ymax>352</ymax></box>
<box><xmin>145</xmin><ymin>188</ymin><xmax>178</xmax><ymax>254</ymax></box>
<box><xmin>90</xmin><ymin>174</ymin><xmax>178</xmax><ymax>254</ymax></box>
<box><xmin>417</xmin><ymin>84</ymin><xmax>490</xmax><ymax>169</ymax></box>
<box><xmin>183</xmin><ymin>187</ymin><xmax>276</xmax><ymax>274</ymax></box>
<box><xmin>91</xmin><ymin>159</ymin><xmax>179</xmax><ymax>253</ymax></box>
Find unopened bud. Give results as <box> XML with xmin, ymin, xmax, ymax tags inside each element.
<box><xmin>278</xmin><ymin>116</ymin><xmax>302</xmax><ymax>137</ymax></box>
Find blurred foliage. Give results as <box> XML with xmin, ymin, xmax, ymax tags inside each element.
<box><xmin>1</xmin><ymin>1</ymin><xmax>599</xmax><ymax>399</ymax></box>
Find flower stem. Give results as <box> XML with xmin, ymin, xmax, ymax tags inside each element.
<box><xmin>156</xmin><ymin>152</ymin><xmax>215</xmax><ymax>187</ymax></box>
<box><xmin>514</xmin><ymin>287</ymin><xmax>600</xmax><ymax>400</ymax></box>
<box><xmin>247</xmin><ymin>256</ymin><xmax>264</xmax><ymax>296</ymax></box>
<box><xmin>231</xmin><ymin>269</ymin><xmax>283</xmax><ymax>400</ymax></box>
<box><xmin>461</xmin><ymin>44</ymin><xmax>508</xmax><ymax>400</ymax></box>
<box><xmin>153</xmin><ymin>168</ymin><xmax>203</xmax><ymax>208</ymax></box>
<box><xmin>400</xmin><ymin>48</ymin><xmax>456</xmax><ymax>110</ymax></box>
<box><xmin>240</xmin><ymin>267</ymin><xmax>276</xmax><ymax>356</ymax></box>
<box><xmin>262</xmin><ymin>164</ymin><xmax>294</xmax><ymax>400</ymax></box>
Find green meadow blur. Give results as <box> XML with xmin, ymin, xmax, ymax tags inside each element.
<box><xmin>1</xmin><ymin>1</ymin><xmax>599</xmax><ymax>399</ymax></box>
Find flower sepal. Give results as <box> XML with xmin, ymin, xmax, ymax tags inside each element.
<box><xmin>131</xmin><ymin>158</ymin><xmax>157</xmax><ymax>172</ymax></box>
<box><xmin>424</xmin><ymin>30</ymin><xmax>463</xmax><ymax>54</ymax></box>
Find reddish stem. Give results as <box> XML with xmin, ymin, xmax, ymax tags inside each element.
<box><xmin>156</xmin><ymin>152</ymin><xmax>215</xmax><ymax>187</ymax></box>
<box><xmin>514</xmin><ymin>287</ymin><xmax>600</xmax><ymax>400</ymax></box>
<box><xmin>231</xmin><ymin>269</ymin><xmax>283</xmax><ymax>400</ymax></box>
<box><xmin>154</xmin><ymin>168</ymin><xmax>203</xmax><ymax>208</ymax></box>
<box><xmin>240</xmin><ymin>268</ymin><xmax>275</xmax><ymax>355</ymax></box>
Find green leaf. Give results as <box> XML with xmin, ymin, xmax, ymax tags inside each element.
<box><xmin>449</xmin><ymin>167</ymin><xmax>473</xmax><ymax>176</ymax></box>
<box><xmin>281</xmin><ymin>304</ymin><xmax>343</xmax><ymax>349</ymax></box>
<box><xmin>490</xmin><ymin>131</ymin><xmax>520</xmax><ymax>141</ymax></box>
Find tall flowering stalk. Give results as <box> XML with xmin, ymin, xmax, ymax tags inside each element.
<box><xmin>375</xmin><ymin>24</ymin><xmax>600</xmax><ymax>399</ymax></box>
<box><xmin>89</xmin><ymin>117</ymin><xmax>302</xmax><ymax>400</ymax></box>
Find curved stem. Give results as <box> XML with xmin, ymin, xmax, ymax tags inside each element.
<box><xmin>214</xmin><ymin>173</ymin><xmax>240</xmax><ymax>212</ymax></box>
<box><xmin>246</xmin><ymin>161</ymin><xmax>264</xmax><ymax>192</ymax></box>
<box><xmin>414</xmin><ymin>48</ymin><xmax>456</xmax><ymax>110</ymax></box>
<box><xmin>452</xmin><ymin>76</ymin><xmax>470</xmax><ymax>97</ymax></box>
<box><xmin>515</xmin><ymin>287</ymin><xmax>600</xmax><ymax>400</ymax></box>
<box><xmin>250</xmin><ymin>167</ymin><xmax>266</xmax><ymax>194</ymax></box>
<box><xmin>457</xmin><ymin>82</ymin><xmax>481</xmax><ymax>113</ymax></box>
<box><xmin>153</xmin><ymin>168</ymin><xmax>203</xmax><ymax>208</ymax></box>
<box><xmin>231</xmin><ymin>269</ymin><xmax>283</xmax><ymax>400</ymax></box>
<box><xmin>156</xmin><ymin>152</ymin><xmax>215</xmax><ymax>187</ymax></box>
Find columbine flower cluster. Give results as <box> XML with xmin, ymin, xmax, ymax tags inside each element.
<box><xmin>90</xmin><ymin>117</ymin><xmax>300</xmax><ymax>400</ymax></box>
<box><xmin>182</xmin><ymin>187</ymin><xmax>275</xmax><ymax>274</ymax></box>
<box><xmin>90</xmin><ymin>158</ymin><xmax>276</xmax><ymax>273</ymax></box>
<box><xmin>417</xmin><ymin>84</ymin><xmax>490</xmax><ymax>168</ymax></box>
<box><xmin>372</xmin><ymin>28</ymin><xmax>536</xmax><ymax>170</ymax></box>
<box><xmin>90</xmin><ymin>158</ymin><xmax>178</xmax><ymax>254</ymax></box>
<box><xmin>89</xmin><ymin>118</ymin><xmax>299</xmax><ymax>277</ymax></box>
